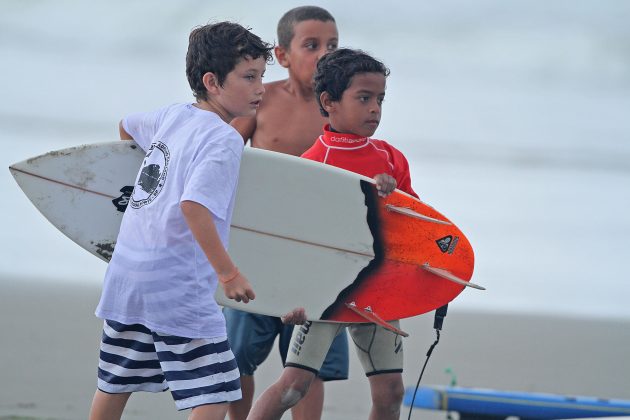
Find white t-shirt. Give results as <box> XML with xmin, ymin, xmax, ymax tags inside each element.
<box><xmin>96</xmin><ymin>103</ymin><xmax>243</xmax><ymax>339</ymax></box>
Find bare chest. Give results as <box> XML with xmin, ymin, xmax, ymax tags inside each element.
<box><xmin>252</xmin><ymin>100</ymin><xmax>326</xmax><ymax>156</ymax></box>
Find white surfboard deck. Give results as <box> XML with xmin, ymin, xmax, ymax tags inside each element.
<box><xmin>9</xmin><ymin>141</ymin><xmax>390</xmax><ymax>320</ymax></box>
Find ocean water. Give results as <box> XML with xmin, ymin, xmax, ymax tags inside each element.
<box><xmin>1</xmin><ymin>0</ymin><xmax>629</xmax><ymax>319</ymax></box>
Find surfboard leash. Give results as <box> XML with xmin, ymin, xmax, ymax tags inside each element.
<box><xmin>406</xmin><ymin>304</ymin><xmax>448</xmax><ymax>420</ymax></box>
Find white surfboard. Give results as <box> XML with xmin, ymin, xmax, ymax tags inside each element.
<box><xmin>9</xmin><ymin>141</ymin><xmax>476</xmax><ymax>324</ymax></box>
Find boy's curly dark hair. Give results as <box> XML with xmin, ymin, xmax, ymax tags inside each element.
<box><xmin>313</xmin><ymin>48</ymin><xmax>390</xmax><ymax>117</ymax></box>
<box><xmin>186</xmin><ymin>22</ymin><xmax>273</xmax><ymax>101</ymax></box>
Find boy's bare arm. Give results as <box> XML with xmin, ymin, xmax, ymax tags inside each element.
<box><xmin>119</xmin><ymin>120</ymin><xmax>134</xmax><ymax>140</ymax></box>
<box><xmin>180</xmin><ymin>200</ymin><xmax>255</xmax><ymax>303</ymax></box>
<box><xmin>231</xmin><ymin>116</ymin><xmax>257</xmax><ymax>144</ymax></box>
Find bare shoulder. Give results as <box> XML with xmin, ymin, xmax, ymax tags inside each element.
<box><xmin>230</xmin><ymin>81</ymin><xmax>291</xmax><ymax>142</ymax></box>
<box><xmin>263</xmin><ymin>79</ymin><xmax>288</xmax><ymax>92</ymax></box>
<box><xmin>260</xmin><ymin>79</ymin><xmax>292</xmax><ymax>105</ymax></box>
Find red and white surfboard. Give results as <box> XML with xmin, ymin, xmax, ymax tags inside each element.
<box><xmin>10</xmin><ymin>142</ymin><xmax>481</xmax><ymax>334</ymax></box>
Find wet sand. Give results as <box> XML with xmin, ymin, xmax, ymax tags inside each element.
<box><xmin>1</xmin><ymin>277</ymin><xmax>629</xmax><ymax>420</ymax></box>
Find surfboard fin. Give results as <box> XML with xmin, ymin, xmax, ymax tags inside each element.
<box><xmin>422</xmin><ymin>263</ymin><xmax>486</xmax><ymax>290</ymax></box>
<box><xmin>385</xmin><ymin>204</ymin><xmax>452</xmax><ymax>225</ymax></box>
<box><xmin>345</xmin><ymin>302</ymin><xmax>410</xmax><ymax>337</ymax></box>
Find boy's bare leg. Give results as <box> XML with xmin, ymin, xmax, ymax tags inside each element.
<box><xmin>290</xmin><ymin>377</ymin><xmax>324</xmax><ymax>420</ymax></box>
<box><xmin>367</xmin><ymin>372</ymin><xmax>405</xmax><ymax>420</ymax></box>
<box><xmin>228</xmin><ymin>375</ymin><xmax>254</xmax><ymax>420</ymax></box>
<box><xmin>228</xmin><ymin>373</ymin><xmax>322</xmax><ymax>420</ymax></box>
<box><xmin>189</xmin><ymin>402</ymin><xmax>229</xmax><ymax>420</ymax></box>
<box><xmin>89</xmin><ymin>390</ymin><xmax>131</xmax><ymax>420</ymax></box>
<box><xmin>247</xmin><ymin>367</ymin><xmax>316</xmax><ymax>420</ymax></box>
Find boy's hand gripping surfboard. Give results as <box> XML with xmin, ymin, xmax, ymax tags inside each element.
<box><xmin>9</xmin><ymin>141</ymin><xmax>482</xmax><ymax>332</ymax></box>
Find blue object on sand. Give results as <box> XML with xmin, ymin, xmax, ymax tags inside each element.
<box><xmin>404</xmin><ymin>385</ymin><xmax>630</xmax><ymax>419</ymax></box>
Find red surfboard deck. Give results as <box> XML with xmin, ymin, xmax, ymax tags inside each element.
<box><xmin>322</xmin><ymin>181</ymin><xmax>475</xmax><ymax>323</ymax></box>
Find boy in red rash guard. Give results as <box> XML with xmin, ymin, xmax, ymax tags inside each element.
<box><xmin>249</xmin><ymin>48</ymin><xmax>413</xmax><ymax>420</ymax></box>
<box><xmin>302</xmin><ymin>124</ymin><xmax>417</xmax><ymax>198</ymax></box>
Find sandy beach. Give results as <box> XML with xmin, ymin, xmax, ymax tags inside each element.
<box><xmin>1</xmin><ymin>277</ymin><xmax>629</xmax><ymax>420</ymax></box>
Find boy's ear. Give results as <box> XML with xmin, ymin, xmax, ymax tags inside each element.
<box><xmin>202</xmin><ymin>72</ymin><xmax>221</xmax><ymax>95</ymax></box>
<box><xmin>320</xmin><ymin>91</ymin><xmax>336</xmax><ymax>114</ymax></box>
<box><xmin>275</xmin><ymin>45</ymin><xmax>290</xmax><ymax>68</ymax></box>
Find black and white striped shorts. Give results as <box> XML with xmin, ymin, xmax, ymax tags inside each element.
<box><xmin>98</xmin><ymin>320</ymin><xmax>242</xmax><ymax>410</ymax></box>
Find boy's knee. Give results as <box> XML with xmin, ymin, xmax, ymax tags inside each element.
<box><xmin>277</xmin><ymin>370</ymin><xmax>314</xmax><ymax>409</ymax></box>
<box><xmin>390</xmin><ymin>380</ymin><xmax>405</xmax><ymax>404</ymax></box>
<box><xmin>280</xmin><ymin>387</ymin><xmax>305</xmax><ymax>408</ymax></box>
<box><xmin>371</xmin><ymin>375</ymin><xmax>404</xmax><ymax>409</ymax></box>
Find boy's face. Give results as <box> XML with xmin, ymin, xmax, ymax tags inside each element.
<box><xmin>214</xmin><ymin>56</ymin><xmax>266</xmax><ymax>119</ymax></box>
<box><xmin>324</xmin><ymin>72</ymin><xmax>386</xmax><ymax>138</ymax></box>
<box><xmin>277</xmin><ymin>19</ymin><xmax>338</xmax><ymax>86</ymax></box>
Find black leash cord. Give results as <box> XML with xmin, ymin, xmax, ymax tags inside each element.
<box><xmin>406</xmin><ymin>304</ymin><xmax>447</xmax><ymax>420</ymax></box>
<box><xmin>406</xmin><ymin>329</ymin><xmax>441</xmax><ymax>420</ymax></box>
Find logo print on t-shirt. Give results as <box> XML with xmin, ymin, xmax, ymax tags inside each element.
<box><xmin>130</xmin><ymin>141</ymin><xmax>170</xmax><ymax>209</ymax></box>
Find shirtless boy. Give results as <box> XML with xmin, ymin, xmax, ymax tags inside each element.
<box><xmin>233</xmin><ymin>5</ymin><xmax>339</xmax><ymax>156</ymax></box>
<box><xmin>225</xmin><ymin>6</ymin><xmax>349</xmax><ymax>420</ymax></box>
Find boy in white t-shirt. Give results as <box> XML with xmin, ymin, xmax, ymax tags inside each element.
<box><xmin>89</xmin><ymin>22</ymin><xmax>296</xmax><ymax>420</ymax></box>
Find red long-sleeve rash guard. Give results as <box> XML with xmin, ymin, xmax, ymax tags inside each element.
<box><xmin>301</xmin><ymin>125</ymin><xmax>418</xmax><ymax>198</ymax></box>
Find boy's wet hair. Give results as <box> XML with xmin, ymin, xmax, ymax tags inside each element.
<box><xmin>314</xmin><ymin>48</ymin><xmax>390</xmax><ymax>117</ymax></box>
<box><xmin>186</xmin><ymin>22</ymin><xmax>273</xmax><ymax>101</ymax></box>
<box><xmin>277</xmin><ymin>6</ymin><xmax>335</xmax><ymax>49</ymax></box>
